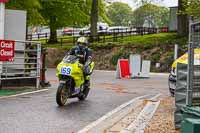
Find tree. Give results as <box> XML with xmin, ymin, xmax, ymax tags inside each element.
<box><xmin>6</xmin><ymin>0</ymin><xmax>43</xmax><ymax>25</ymax></box>
<box><xmin>132</xmin><ymin>0</ymin><xmax>163</xmax><ymax>7</ymax></box>
<box><xmin>177</xmin><ymin>0</ymin><xmax>189</xmax><ymax>36</ymax></box>
<box><xmin>177</xmin><ymin>0</ymin><xmax>200</xmax><ymax>36</ymax></box>
<box><xmin>132</xmin><ymin>3</ymin><xmax>169</xmax><ymax>27</ymax></box>
<box><xmin>39</xmin><ymin>0</ymin><xmax>90</xmax><ymax>43</ymax></box>
<box><xmin>90</xmin><ymin>0</ymin><xmax>98</xmax><ymax>41</ymax></box>
<box><xmin>90</xmin><ymin>0</ymin><xmax>110</xmax><ymax>42</ymax></box>
<box><xmin>7</xmin><ymin>0</ymin><xmax>108</xmax><ymax>43</ymax></box>
<box><xmin>40</xmin><ymin>0</ymin><xmax>108</xmax><ymax>43</ymax></box>
<box><xmin>106</xmin><ymin>2</ymin><xmax>132</xmax><ymax>26</ymax></box>
<box><xmin>184</xmin><ymin>0</ymin><xmax>200</xmax><ymax>19</ymax></box>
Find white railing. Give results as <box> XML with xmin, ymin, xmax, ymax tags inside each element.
<box><xmin>0</xmin><ymin>40</ymin><xmax>41</xmax><ymax>88</ymax></box>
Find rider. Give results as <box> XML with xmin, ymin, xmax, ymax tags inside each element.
<box><xmin>69</xmin><ymin>33</ymin><xmax>92</xmax><ymax>88</ymax></box>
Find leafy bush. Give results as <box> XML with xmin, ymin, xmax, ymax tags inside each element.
<box><xmin>110</xmin><ymin>52</ymin><xmax>130</xmax><ymax>65</ymax></box>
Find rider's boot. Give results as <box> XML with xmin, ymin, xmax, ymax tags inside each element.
<box><xmin>84</xmin><ymin>80</ymin><xmax>90</xmax><ymax>89</ymax></box>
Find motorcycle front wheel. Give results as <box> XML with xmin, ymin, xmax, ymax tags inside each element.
<box><xmin>56</xmin><ymin>83</ymin><xmax>68</xmax><ymax>106</ymax></box>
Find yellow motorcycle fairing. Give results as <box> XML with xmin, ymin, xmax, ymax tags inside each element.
<box><xmin>56</xmin><ymin>60</ymin><xmax>84</xmax><ymax>87</ymax></box>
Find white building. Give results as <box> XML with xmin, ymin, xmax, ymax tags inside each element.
<box><xmin>169</xmin><ymin>7</ymin><xmax>178</xmax><ymax>31</ymax></box>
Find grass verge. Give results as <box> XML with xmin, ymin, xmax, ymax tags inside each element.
<box><xmin>0</xmin><ymin>88</ymin><xmax>33</xmax><ymax>96</ymax></box>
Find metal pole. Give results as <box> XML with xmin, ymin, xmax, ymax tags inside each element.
<box><xmin>36</xmin><ymin>43</ymin><xmax>41</xmax><ymax>89</ymax></box>
<box><xmin>0</xmin><ymin>2</ymin><xmax>5</xmax><ymax>39</ymax></box>
<box><xmin>174</xmin><ymin>44</ymin><xmax>179</xmax><ymax>60</ymax></box>
<box><xmin>0</xmin><ymin>2</ymin><xmax>5</xmax><ymax>87</ymax></box>
<box><xmin>186</xmin><ymin>20</ymin><xmax>194</xmax><ymax>106</ymax></box>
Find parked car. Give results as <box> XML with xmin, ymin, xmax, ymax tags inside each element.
<box><xmin>98</xmin><ymin>22</ymin><xmax>109</xmax><ymax>31</ymax></box>
<box><xmin>169</xmin><ymin>48</ymin><xmax>200</xmax><ymax>96</ymax></box>
<box><xmin>107</xmin><ymin>26</ymin><xmax>129</xmax><ymax>34</ymax></box>
<box><xmin>63</xmin><ymin>28</ymin><xmax>73</xmax><ymax>36</ymax></box>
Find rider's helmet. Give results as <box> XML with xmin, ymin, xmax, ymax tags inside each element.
<box><xmin>77</xmin><ymin>36</ymin><xmax>88</xmax><ymax>46</ymax></box>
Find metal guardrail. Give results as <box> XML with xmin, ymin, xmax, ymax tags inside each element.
<box><xmin>175</xmin><ymin>21</ymin><xmax>200</xmax><ymax>129</ymax></box>
<box><xmin>175</xmin><ymin>63</ymin><xmax>187</xmax><ymax>129</ymax></box>
<box><xmin>0</xmin><ymin>40</ymin><xmax>41</xmax><ymax>88</ymax></box>
<box><xmin>175</xmin><ymin>64</ymin><xmax>200</xmax><ymax>128</ymax></box>
<box><xmin>187</xmin><ymin>21</ymin><xmax>200</xmax><ymax>106</ymax></box>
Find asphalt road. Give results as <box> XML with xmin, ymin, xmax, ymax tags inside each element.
<box><xmin>0</xmin><ymin>69</ymin><xmax>169</xmax><ymax>133</ymax></box>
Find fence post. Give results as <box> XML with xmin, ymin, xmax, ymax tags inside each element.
<box><xmin>186</xmin><ymin>20</ymin><xmax>194</xmax><ymax>107</ymax></box>
<box><xmin>141</xmin><ymin>27</ymin><xmax>144</xmax><ymax>36</ymax></box>
<box><xmin>121</xmin><ymin>31</ymin><xmax>123</xmax><ymax>42</ymax></box>
<box><xmin>113</xmin><ymin>30</ymin><xmax>115</xmax><ymax>42</ymax></box>
<box><xmin>36</xmin><ymin>43</ymin><xmax>41</xmax><ymax>89</ymax></box>
<box><xmin>45</xmin><ymin>33</ymin><xmax>48</xmax><ymax>43</ymax></box>
<box><xmin>38</xmin><ymin>33</ymin><xmax>40</xmax><ymax>40</ymax></box>
<box><xmin>73</xmin><ymin>36</ymin><xmax>75</xmax><ymax>45</ymax></box>
<box><xmin>97</xmin><ymin>34</ymin><xmax>100</xmax><ymax>42</ymax></box>
<box><xmin>61</xmin><ymin>38</ymin><xmax>63</xmax><ymax>47</ymax></box>
<box><xmin>40</xmin><ymin>47</ymin><xmax>50</xmax><ymax>87</ymax></box>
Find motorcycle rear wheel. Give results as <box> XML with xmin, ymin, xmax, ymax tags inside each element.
<box><xmin>78</xmin><ymin>87</ymin><xmax>90</xmax><ymax>101</ymax></box>
<box><xmin>56</xmin><ymin>84</ymin><xmax>68</xmax><ymax>106</ymax></box>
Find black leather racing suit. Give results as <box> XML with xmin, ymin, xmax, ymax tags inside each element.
<box><xmin>69</xmin><ymin>45</ymin><xmax>92</xmax><ymax>87</ymax></box>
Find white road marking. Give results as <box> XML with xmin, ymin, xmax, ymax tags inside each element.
<box><xmin>0</xmin><ymin>89</ymin><xmax>49</xmax><ymax>99</ymax></box>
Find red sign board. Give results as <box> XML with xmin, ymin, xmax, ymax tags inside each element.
<box><xmin>0</xmin><ymin>0</ymin><xmax>8</xmax><ymax>3</ymax></box>
<box><xmin>0</xmin><ymin>40</ymin><xmax>15</xmax><ymax>61</ymax></box>
<box><xmin>119</xmin><ymin>59</ymin><xmax>130</xmax><ymax>78</ymax></box>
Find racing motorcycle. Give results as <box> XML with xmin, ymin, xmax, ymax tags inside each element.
<box><xmin>56</xmin><ymin>55</ymin><xmax>94</xmax><ymax>106</ymax></box>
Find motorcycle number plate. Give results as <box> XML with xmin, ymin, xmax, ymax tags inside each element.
<box><xmin>60</xmin><ymin>67</ymin><xmax>72</xmax><ymax>75</ymax></box>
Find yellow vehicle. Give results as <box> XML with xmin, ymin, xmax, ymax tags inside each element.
<box><xmin>56</xmin><ymin>55</ymin><xmax>94</xmax><ymax>106</ymax></box>
<box><xmin>169</xmin><ymin>48</ymin><xmax>200</xmax><ymax>96</ymax></box>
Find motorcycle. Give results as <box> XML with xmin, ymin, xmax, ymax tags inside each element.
<box><xmin>56</xmin><ymin>55</ymin><xmax>94</xmax><ymax>106</ymax></box>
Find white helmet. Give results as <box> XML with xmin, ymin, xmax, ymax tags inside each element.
<box><xmin>77</xmin><ymin>37</ymin><xmax>88</xmax><ymax>45</ymax></box>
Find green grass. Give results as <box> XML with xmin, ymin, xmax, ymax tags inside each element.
<box><xmin>121</xmin><ymin>33</ymin><xmax>176</xmax><ymax>44</ymax></box>
<box><xmin>95</xmin><ymin>33</ymin><xmax>183</xmax><ymax>45</ymax></box>
<box><xmin>0</xmin><ymin>88</ymin><xmax>33</xmax><ymax>96</ymax></box>
<box><xmin>91</xmin><ymin>33</ymin><xmax>187</xmax><ymax>50</ymax></box>
<box><xmin>40</xmin><ymin>32</ymin><xmax>187</xmax><ymax>49</ymax></box>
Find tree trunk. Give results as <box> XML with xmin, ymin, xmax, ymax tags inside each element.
<box><xmin>48</xmin><ymin>16</ymin><xmax>58</xmax><ymax>44</ymax></box>
<box><xmin>177</xmin><ymin>0</ymin><xmax>189</xmax><ymax>36</ymax></box>
<box><xmin>90</xmin><ymin>0</ymin><xmax>98</xmax><ymax>42</ymax></box>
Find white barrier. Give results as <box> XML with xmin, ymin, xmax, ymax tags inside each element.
<box><xmin>116</xmin><ymin>60</ymin><xmax>120</xmax><ymax>79</ymax></box>
<box><xmin>115</xmin><ymin>54</ymin><xmax>151</xmax><ymax>79</ymax></box>
<box><xmin>129</xmin><ymin>54</ymin><xmax>151</xmax><ymax>78</ymax></box>
<box><xmin>141</xmin><ymin>60</ymin><xmax>151</xmax><ymax>78</ymax></box>
<box><xmin>130</xmin><ymin>54</ymin><xmax>141</xmax><ymax>77</ymax></box>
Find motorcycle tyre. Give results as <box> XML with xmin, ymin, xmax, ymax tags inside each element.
<box><xmin>56</xmin><ymin>83</ymin><xmax>68</xmax><ymax>106</ymax></box>
<box><xmin>78</xmin><ymin>87</ymin><xmax>90</xmax><ymax>101</ymax></box>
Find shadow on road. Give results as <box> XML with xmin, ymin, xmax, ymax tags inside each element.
<box><xmin>56</xmin><ymin>100</ymin><xmax>92</xmax><ymax>111</ymax></box>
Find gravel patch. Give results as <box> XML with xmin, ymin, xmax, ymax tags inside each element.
<box><xmin>144</xmin><ymin>96</ymin><xmax>180</xmax><ymax>133</ymax></box>
<box><xmin>104</xmin><ymin>100</ymin><xmax>145</xmax><ymax>133</ymax></box>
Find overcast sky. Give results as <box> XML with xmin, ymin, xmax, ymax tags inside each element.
<box><xmin>113</xmin><ymin>0</ymin><xmax>178</xmax><ymax>9</ymax></box>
